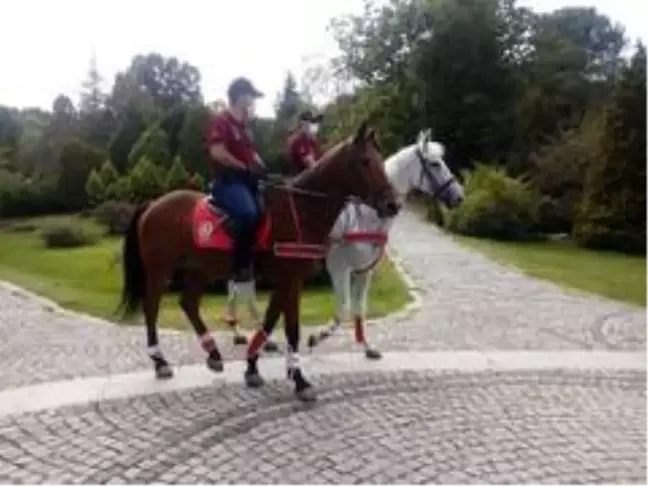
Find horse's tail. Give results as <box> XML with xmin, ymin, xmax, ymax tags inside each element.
<box><xmin>119</xmin><ymin>203</ymin><xmax>149</xmax><ymax>317</ymax></box>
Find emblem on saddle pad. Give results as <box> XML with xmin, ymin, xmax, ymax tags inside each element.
<box><xmin>198</xmin><ymin>221</ymin><xmax>215</xmax><ymax>244</ymax></box>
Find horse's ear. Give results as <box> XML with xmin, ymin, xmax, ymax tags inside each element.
<box><xmin>425</xmin><ymin>128</ymin><xmax>433</xmax><ymax>140</ymax></box>
<box><xmin>353</xmin><ymin>120</ymin><xmax>369</xmax><ymax>145</ymax></box>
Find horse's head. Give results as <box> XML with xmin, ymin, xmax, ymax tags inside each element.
<box><xmin>410</xmin><ymin>129</ymin><xmax>464</xmax><ymax>208</ymax></box>
<box><xmin>333</xmin><ymin>121</ymin><xmax>400</xmax><ymax>218</ymax></box>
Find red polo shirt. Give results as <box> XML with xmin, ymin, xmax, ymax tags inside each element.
<box><xmin>205</xmin><ymin>111</ymin><xmax>259</xmax><ymax>177</ymax></box>
<box><xmin>286</xmin><ymin>131</ymin><xmax>322</xmax><ymax>172</ymax></box>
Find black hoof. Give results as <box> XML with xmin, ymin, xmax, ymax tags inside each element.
<box><xmin>233</xmin><ymin>334</ymin><xmax>248</xmax><ymax>346</ymax></box>
<box><xmin>295</xmin><ymin>386</ymin><xmax>317</xmax><ymax>402</ymax></box>
<box><xmin>307</xmin><ymin>335</ymin><xmax>318</xmax><ymax>349</ymax></box>
<box><xmin>155</xmin><ymin>364</ymin><xmax>174</xmax><ymax>380</ymax></box>
<box><xmin>263</xmin><ymin>340</ymin><xmax>279</xmax><ymax>353</ymax></box>
<box><xmin>365</xmin><ymin>348</ymin><xmax>382</xmax><ymax>360</ymax></box>
<box><xmin>206</xmin><ymin>356</ymin><xmax>224</xmax><ymax>373</ymax></box>
<box><xmin>245</xmin><ymin>371</ymin><xmax>265</xmax><ymax>388</ymax></box>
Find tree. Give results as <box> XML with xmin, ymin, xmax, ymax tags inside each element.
<box><xmin>128</xmin><ymin>125</ymin><xmax>173</xmax><ymax>169</ymax></box>
<box><xmin>177</xmin><ymin>103</ymin><xmax>211</xmax><ymax>175</ymax></box>
<box><xmin>85</xmin><ymin>169</ymin><xmax>105</xmax><ymax>205</ymax></box>
<box><xmin>56</xmin><ymin>139</ymin><xmax>105</xmax><ymax>210</ymax></box>
<box><xmin>98</xmin><ymin>160</ymin><xmax>119</xmax><ymax>188</ymax></box>
<box><xmin>78</xmin><ymin>54</ymin><xmax>115</xmax><ymax>149</ymax></box>
<box><xmin>123</xmin><ymin>53</ymin><xmax>203</xmax><ymax>111</ymax></box>
<box><xmin>129</xmin><ymin>156</ymin><xmax>165</xmax><ymax>202</ymax></box>
<box><xmin>573</xmin><ymin>43</ymin><xmax>646</xmax><ymax>254</ymax></box>
<box><xmin>0</xmin><ymin>105</ymin><xmax>21</xmax><ymax>159</ymax></box>
<box><xmin>165</xmin><ymin>156</ymin><xmax>191</xmax><ymax>191</ymax></box>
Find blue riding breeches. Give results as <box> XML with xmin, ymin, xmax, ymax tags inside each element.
<box><xmin>210</xmin><ymin>179</ymin><xmax>261</xmax><ymax>279</ymax></box>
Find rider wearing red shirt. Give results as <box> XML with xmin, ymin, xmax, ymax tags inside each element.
<box><xmin>285</xmin><ymin>111</ymin><xmax>324</xmax><ymax>173</ymax></box>
<box><xmin>205</xmin><ymin>77</ymin><xmax>265</xmax><ymax>283</ymax></box>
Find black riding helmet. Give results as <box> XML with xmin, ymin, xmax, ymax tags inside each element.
<box><xmin>227</xmin><ymin>77</ymin><xmax>264</xmax><ymax>104</ymax></box>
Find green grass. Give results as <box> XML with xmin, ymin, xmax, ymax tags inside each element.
<box><xmin>454</xmin><ymin>235</ymin><xmax>646</xmax><ymax>307</ymax></box>
<box><xmin>0</xmin><ymin>214</ymin><xmax>411</xmax><ymax>329</ymax></box>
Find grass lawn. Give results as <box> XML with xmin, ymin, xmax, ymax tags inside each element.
<box><xmin>0</xmin><ymin>215</ymin><xmax>411</xmax><ymax>330</ymax></box>
<box><xmin>454</xmin><ymin>235</ymin><xmax>646</xmax><ymax>307</ymax></box>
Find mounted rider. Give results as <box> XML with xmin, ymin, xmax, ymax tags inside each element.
<box><xmin>285</xmin><ymin>110</ymin><xmax>324</xmax><ymax>174</ymax></box>
<box><xmin>205</xmin><ymin>77</ymin><xmax>265</xmax><ymax>284</ymax></box>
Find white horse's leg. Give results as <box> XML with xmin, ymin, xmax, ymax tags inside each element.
<box><xmin>224</xmin><ymin>280</ymin><xmax>248</xmax><ymax>345</ymax></box>
<box><xmin>350</xmin><ymin>268</ymin><xmax>381</xmax><ymax>359</ymax></box>
<box><xmin>307</xmin><ymin>246</ymin><xmax>351</xmax><ymax>349</ymax></box>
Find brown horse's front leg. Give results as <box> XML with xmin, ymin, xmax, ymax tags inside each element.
<box><xmin>284</xmin><ymin>277</ymin><xmax>316</xmax><ymax>402</ymax></box>
<box><xmin>244</xmin><ymin>284</ymin><xmax>284</xmax><ymax>388</ymax></box>
<box><xmin>180</xmin><ymin>269</ymin><xmax>224</xmax><ymax>372</ymax></box>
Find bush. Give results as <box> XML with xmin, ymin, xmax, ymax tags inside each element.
<box><xmin>41</xmin><ymin>221</ymin><xmax>98</xmax><ymax>249</ymax></box>
<box><xmin>92</xmin><ymin>201</ymin><xmax>136</xmax><ymax>235</ymax></box>
<box><xmin>446</xmin><ymin>164</ymin><xmax>539</xmax><ymax>240</ymax></box>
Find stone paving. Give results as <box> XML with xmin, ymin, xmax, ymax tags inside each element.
<box><xmin>0</xmin><ymin>370</ymin><xmax>645</xmax><ymax>484</ymax></box>
<box><xmin>0</xmin><ymin>209</ymin><xmax>645</xmax><ymax>483</ymax></box>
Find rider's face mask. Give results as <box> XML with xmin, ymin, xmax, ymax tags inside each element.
<box><xmin>308</xmin><ymin>123</ymin><xmax>319</xmax><ymax>136</ymax></box>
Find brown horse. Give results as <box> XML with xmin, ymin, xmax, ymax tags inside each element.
<box><xmin>119</xmin><ymin>121</ymin><xmax>400</xmax><ymax>401</ymax></box>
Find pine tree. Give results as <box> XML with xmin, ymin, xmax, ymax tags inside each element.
<box><xmin>98</xmin><ymin>160</ymin><xmax>119</xmax><ymax>188</ymax></box>
<box><xmin>129</xmin><ymin>157</ymin><xmax>165</xmax><ymax>202</ymax></box>
<box><xmin>128</xmin><ymin>125</ymin><xmax>173</xmax><ymax>169</ymax></box>
<box><xmin>165</xmin><ymin>156</ymin><xmax>191</xmax><ymax>191</ymax></box>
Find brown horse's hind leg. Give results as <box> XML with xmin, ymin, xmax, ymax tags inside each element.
<box><xmin>284</xmin><ymin>278</ymin><xmax>315</xmax><ymax>402</ymax></box>
<box><xmin>180</xmin><ymin>270</ymin><xmax>224</xmax><ymax>373</ymax></box>
<box><xmin>243</xmin><ymin>284</ymin><xmax>285</xmax><ymax>388</ymax></box>
<box><xmin>144</xmin><ymin>279</ymin><xmax>173</xmax><ymax>379</ymax></box>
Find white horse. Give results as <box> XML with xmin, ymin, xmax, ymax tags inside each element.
<box><xmin>222</xmin><ymin>129</ymin><xmax>465</xmax><ymax>357</ymax></box>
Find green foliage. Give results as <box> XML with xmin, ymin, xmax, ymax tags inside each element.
<box><xmin>56</xmin><ymin>139</ymin><xmax>105</xmax><ymax>210</ymax></box>
<box><xmin>98</xmin><ymin>160</ymin><xmax>119</xmax><ymax>187</ymax></box>
<box><xmin>84</xmin><ymin>169</ymin><xmax>105</xmax><ymax>205</ymax></box>
<box><xmin>177</xmin><ymin>104</ymin><xmax>210</xmax><ymax>176</ymax></box>
<box><xmin>128</xmin><ymin>125</ymin><xmax>172</xmax><ymax>169</ymax></box>
<box><xmin>165</xmin><ymin>157</ymin><xmax>192</xmax><ymax>191</ymax></box>
<box><xmin>91</xmin><ymin>200</ymin><xmax>136</xmax><ymax>235</ymax></box>
<box><xmin>530</xmin><ymin>110</ymin><xmax>604</xmax><ymax>232</ymax></box>
<box><xmin>129</xmin><ymin>156</ymin><xmax>165</xmax><ymax>202</ymax></box>
<box><xmin>106</xmin><ymin>176</ymin><xmax>133</xmax><ymax>202</ymax></box>
<box><xmin>573</xmin><ymin>43</ymin><xmax>647</xmax><ymax>254</ymax></box>
<box><xmin>446</xmin><ymin>164</ymin><xmax>539</xmax><ymax>240</ymax></box>
<box><xmin>188</xmin><ymin>172</ymin><xmax>206</xmax><ymax>191</ymax></box>
<box><xmin>41</xmin><ymin>220</ymin><xmax>98</xmax><ymax>248</ymax></box>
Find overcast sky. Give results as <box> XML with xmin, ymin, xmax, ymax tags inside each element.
<box><xmin>1</xmin><ymin>0</ymin><xmax>645</xmax><ymax>117</ymax></box>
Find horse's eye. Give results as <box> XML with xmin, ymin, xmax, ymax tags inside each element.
<box><xmin>361</xmin><ymin>157</ymin><xmax>370</xmax><ymax>166</ymax></box>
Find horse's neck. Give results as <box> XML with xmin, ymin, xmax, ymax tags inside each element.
<box><xmin>284</xmin><ymin>168</ymin><xmax>349</xmax><ymax>243</ymax></box>
<box><xmin>385</xmin><ymin>148</ymin><xmax>416</xmax><ymax>202</ymax></box>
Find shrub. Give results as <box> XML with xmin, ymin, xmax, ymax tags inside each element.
<box><xmin>41</xmin><ymin>221</ymin><xmax>98</xmax><ymax>249</ymax></box>
<box><xmin>165</xmin><ymin>157</ymin><xmax>192</xmax><ymax>191</ymax></box>
<box><xmin>129</xmin><ymin>157</ymin><xmax>165</xmax><ymax>202</ymax></box>
<box><xmin>92</xmin><ymin>200</ymin><xmax>136</xmax><ymax>235</ymax></box>
<box><xmin>446</xmin><ymin>164</ymin><xmax>539</xmax><ymax>240</ymax></box>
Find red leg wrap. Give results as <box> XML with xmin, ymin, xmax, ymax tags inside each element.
<box><xmin>247</xmin><ymin>330</ymin><xmax>267</xmax><ymax>358</ymax></box>
<box><xmin>354</xmin><ymin>316</ymin><xmax>366</xmax><ymax>344</ymax></box>
<box><xmin>200</xmin><ymin>333</ymin><xmax>217</xmax><ymax>353</ymax></box>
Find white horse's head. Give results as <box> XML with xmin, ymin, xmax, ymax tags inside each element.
<box><xmin>387</xmin><ymin>129</ymin><xmax>464</xmax><ymax>208</ymax></box>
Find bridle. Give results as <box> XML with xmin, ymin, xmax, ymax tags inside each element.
<box><xmin>415</xmin><ymin>148</ymin><xmax>456</xmax><ymax>201</ymax></box>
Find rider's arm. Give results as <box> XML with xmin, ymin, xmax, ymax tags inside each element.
<box><xmin>206</xmin><ymin>116</ymin><xmax>247</xmax><ymax>171</ymax></box>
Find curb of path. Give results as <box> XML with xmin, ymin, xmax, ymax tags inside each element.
<box><xmin>0</xmin><ymin>350</ymin><xmax>643</xmax><ymax>418</ymax></box>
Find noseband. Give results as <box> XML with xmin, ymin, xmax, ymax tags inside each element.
<box><xmin>416</xmin><ymin>149</ymin><xmax>456</xmax><ymax>201</ymax></box>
